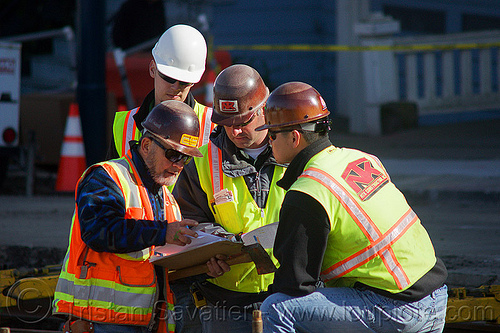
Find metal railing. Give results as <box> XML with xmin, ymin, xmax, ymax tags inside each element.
<box><xmin>362</xmin><ymin>30</ymin><xmax>500</xmax><ymax>126</ymax></box>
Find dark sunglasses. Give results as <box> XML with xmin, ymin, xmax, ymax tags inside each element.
<box><xmin>231</xmin><ymin>112</ymin><xmax>256</xmax><ymax>129</ymax></box>
<box><xmin>157</xmin><ymin>70</ymin><xmax>193</xmax><ymax>87</ymax></box>
<box><xmin>268</xmin><ymin>129</ymin><xmax>294</xmax><ymax>140</ymax></box>
<box><xmin>151</xmin><ymin>138</ymin><xmax>193</xmax><ymax>165</ymax></box>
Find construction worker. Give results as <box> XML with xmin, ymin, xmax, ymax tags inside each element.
<box><xmin>108</xmin><ymin>24</ymin><xmax>215</xmax><ymax>160</ymax></box>
<box><xmin>109</xmin><ymin>24</ymin><xmax>213</xmax><ymax>332</ymax></box>
<box><xmin>257</xmin><ymin>82</ymin><xmax>448</xmax><ymax>332</ymax></box>
<box><xmin>172</xmin><ymin>64</ymin><xmax>287</xmax><ymax>332</ymax></box>
<box><xmin>52</xmin><ymin>101</ymin><xmax>225</xmax><ymax>333</ymax></box>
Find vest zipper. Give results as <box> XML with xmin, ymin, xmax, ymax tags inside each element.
<box><xmin>256</xmin><ymin>171</ymin><xmax>262</xmax><ymax>209</ymax></box>
<box><xmin>256</xmin><ymin>171</ymin><xmax>265</xmax><ymax>218</ymax></box>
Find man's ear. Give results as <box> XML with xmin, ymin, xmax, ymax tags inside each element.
<box><xmin>141</xmin><ymin>137</ymin><xmax>151</xmax><ymax>153</ymax></box>
<box><xmin>291</xmin><ymin>130</ymin><xmax>301</xmax><ymax>148</ymax></box>
<box><xmin>149</xmin><ymin>60</ymin><xmax>156</xmax><ymax>79</ymax></box>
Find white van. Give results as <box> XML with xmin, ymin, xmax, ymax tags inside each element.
<box><xmin>0</xmin><ymin>42</ymin><xmax>21</xmax><ymax>185</ymax></box>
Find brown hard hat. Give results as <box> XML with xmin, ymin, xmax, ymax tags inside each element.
<box><xmin>141</xmin><ymin>100</ymin><xmax>203</xmax><ymax>157</ymax></box>
<box><xmin>256</xmin><ymin>81</ymin><xmax>330</xmax><ymax>131</ymax></box>
<box><xmin>211</xmin><ymin>64</ymin><xmax>269</xmax><ymax>126</ymax></box>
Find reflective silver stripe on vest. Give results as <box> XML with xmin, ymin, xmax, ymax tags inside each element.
<box><xmin>124</xmin><ymin>108</ymin><xmax>139</xmax><ymax>154</ymax></box>
<box><xmin>202</xmin><ymin>107</ymin><xmax>213</xmax><ymax>146</ymax></box>
<box><xmin>210</xmin><ymin>142</ymin><xmax>222</xmax><ymax>194</ymax></box>
<box><xmin>56</xmin><ymin>277</ymin><xmax>155</xmax><ymax>309</ymax></box>
<box><xmin>168</xmin><ymin>306</ymin><xmax>176</xmax><ymax>329</ymax></box>
<box><xmin>302</xmin><ymin>168</ymin><xmax>414</xmax><ymax>288</ymax></box>
<box><xmin>303</xmin><ymin>169</ymin><xmax>380</xmax><ymax>241</ymax></box>
<box><xmin>321</xmin><ymin>210</ymin><xmax>416</xmax><ymax>286</ymax></box>
<box><xmin>113</xmin><ymin>158</ymin><xmax>142</xmax><ymax>208</ymax></box>
<box><xmin>119</xmin><ymin>248</ymin><xmax>150</xmax><ymax>260</ymax></box>
<box><xmin>109</xmin><ymin>158</ymin><xmax>149</xmax><ymax>260</ymax></box>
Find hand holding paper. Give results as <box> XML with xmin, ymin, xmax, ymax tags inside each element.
<box><xmin>213</xmin><ymin>188</ymin><xmax>234</xmax><ymax>205</ymax></box>
<box><xmin>206</xmin><ymin>254</ymin><xmax>231</xmax><ymax>277</ymax></box>
<box><xmin>165</xmin><ymin>219</ymin><xmax>199</xmax><ymax>246</ymax></box>
<box><xmin>151</xmin><ymin>223</ymin><xmax>279</xmax><ymax>280</ymax></box>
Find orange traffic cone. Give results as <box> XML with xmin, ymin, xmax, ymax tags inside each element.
<box><xmin>55</xmin><ymin>103</ymin><xmax>87</xmax><ymax>192</ymax></box>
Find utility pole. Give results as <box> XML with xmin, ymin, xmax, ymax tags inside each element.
<box><xmin>76</xmin><ymin>0</ymin><xmax>107</xmax><ymax>165</ymax></box>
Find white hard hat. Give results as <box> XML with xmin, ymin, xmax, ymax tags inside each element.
<box><xmin>152</xmin><ymin>24</ymin><xmax>207</xmax><ymax>84</ymax></box>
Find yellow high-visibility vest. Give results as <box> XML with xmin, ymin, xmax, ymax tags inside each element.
<box><xmin>290</xmin><ymin>146</ymin><xmax>437</xmax><ymax>294</ymax></box>
<box><xmin>194</xmin><ymin>142</ymin><xmax>286</xmax><ymax>293</ymax></box>
<box><xmin>112</xmin><ymin>101</ymin><xmax>214</xmax><ymax>157</ymax></box>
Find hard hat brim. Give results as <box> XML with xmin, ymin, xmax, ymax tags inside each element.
<box><xmin>211</xmin><ymin>109</ymin><xmax>256</xmax><ymax>127</ymax></box>
<box><xmin>148</xmin><ymin>131</ymin><xmax>203</xmax><ymax>158</ymax></box>
<box><xmin>211</xmin><ymin>89</ymin><xmax>268</xmax><ymax>126</ymax></box>
<box><xmin>148</xmin><ymin>131</ymin><xmax>203</xmax><ymax>157</ymax></box>
<box><xmin>165</xmin><ymin>138</ymin><xmax>204</xmax><ymax>158</ymax></box>
<box><xmin>255</xmin><ymin>112</ymin><xmax>330</xmax><ymax>131</ymax></box>
<box><xmin>156</xmin><ymin>62</ymin><xmax>205</xmax><ymax>84</ymax></box>
<box><xmin>255</xmin><ymin>123</ymin><xmax>271</xmax><ymax>131</ymax></box>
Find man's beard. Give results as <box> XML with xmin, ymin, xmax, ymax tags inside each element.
<box><xmin>144</xmin><ymin>153</ymin><xmax>177</xmax><ymax>187</ymax></box>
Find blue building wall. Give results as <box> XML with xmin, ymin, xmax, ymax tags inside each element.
<box><xmin>371</xmin><ymin>0</ymin><xmax>500</xmax><ymax>34</ymax></box>
<box><xmin>210</xmin><ymin>0</ymin><xmax>337</xmax><ymax>111</ymax></box>
<box><xmin>209</xmin><ymin>0</ymin><xmax>500</xmax><ymax>119</ymax></box>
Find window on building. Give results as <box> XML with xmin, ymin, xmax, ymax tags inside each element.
<box><xmin>463</xmin><ymin>14</ymin><xmax>500</xmax><ymax>31</ymax></box>
<box><xmin>383</xmin><ymin>5</ymin><xmax>446</xmax><ymax>35</ymax></box>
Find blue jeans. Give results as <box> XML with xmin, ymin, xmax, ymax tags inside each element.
<box><xmin>93</xmin><ymin>323</ymin><xmax>150</xmax><ymax>333</ymax></box>
<box><xmin>261</xmin><ymin>285</ymin><xmax>448</xmax><ymax>333</ymax></box>
<box><xmin>199</xmin><ymin>303</ymin><xmax>254</xmax><ymax>333</ymax></box>
<box><xmin>170</xmin><ymin>279</ymin><xmax>202</xmax><ymax>333</ymax></box>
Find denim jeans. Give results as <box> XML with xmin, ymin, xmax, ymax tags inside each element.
<box><xmin>170</xmin><ymin>279</ymin><xmax>202</xmax><ymax>333</ymax></box>
<box><xmin>93</xmin><ymin>323</ymin><xmax>151</xmax><ymax>333</ymax></box>
<box><xmin>199</xmin><ymin>303</ymin><xmax>254</xmax><ymax>333</ymax></box>
<box><xmin>261</xmin><ymin>285</ymin><xmax>448</xmax><ymax>333</ymax></box>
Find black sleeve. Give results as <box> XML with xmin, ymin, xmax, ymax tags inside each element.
<box><xmin>172</xmin><ymin>160</ymin><xmax>216</xmax><ymax>223</ymax></box>
<box><xmin>271</xmin><ymin>190</ymin><xmax>331</xmax><ymax>296</ymax></box>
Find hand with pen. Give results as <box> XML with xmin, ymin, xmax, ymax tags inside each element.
<box><xmin>166</xmin><ymin>219</ymin><xmax>199</xmax><ymax>246</ymax></box>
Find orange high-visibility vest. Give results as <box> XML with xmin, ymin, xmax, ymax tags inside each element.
<box><xmin>53</xmin><ymin>153</ymin><xmax>180</xmax><ymax>332</ymax></box>
<box><xmin>112</xmin><ymin>102</ymin><xmax>215</xmax><ymax>157</ymax></box>
<box><xmin>290</xmin><ymin>146</ymin><xmax>436</xmax><ymax>294</ymax></box>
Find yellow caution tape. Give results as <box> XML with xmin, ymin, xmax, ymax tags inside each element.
<box><xmin>216</xmin><ymin>42</ymin><xmax>500</xmax><ymax>52</ymax></box>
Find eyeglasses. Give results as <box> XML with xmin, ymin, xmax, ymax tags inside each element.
<box><xmin>231</xmin><ymin>112</ymin><xmax>256</xmax><ymax>129</ymax></box>
<box><xmin>151</xmin><ymin>138</ymin><xmax>193</xmax><ymax>165</ymax></box>
<box><xmin>268</xmin><ymin>129</ymin><xmax>294</xmax><ymax>141</ymax></box>
<box><xmin>157</xmin><ymin>70</ymin><xmax>193</xmax><ymax>87</ymax></box>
